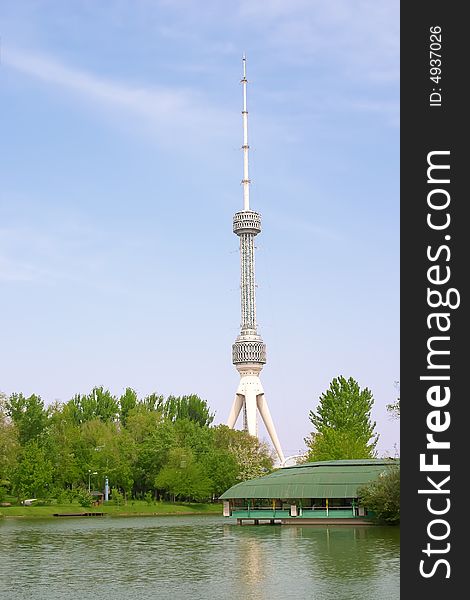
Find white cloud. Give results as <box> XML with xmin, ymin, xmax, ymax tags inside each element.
<box><xmin>238</xmin><ymin>0</ymin><xmax>399</xmax><ymax>82</ymax></box>
<box><xmin>3</xmin><ymin>47</ymin><xmax>233</xmax><ymax>143</ymax></box>
<box><xmin>0</xmin><ymin>220</ymin><xmax>128</xmax><ymax>291</ymax></box>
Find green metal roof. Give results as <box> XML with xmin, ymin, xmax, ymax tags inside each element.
<box><xmin>219</xmin><ymin>459</ymin><xmax>399</xmax><ymax>500</ymax></box>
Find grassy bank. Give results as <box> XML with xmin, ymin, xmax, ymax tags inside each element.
<box><xmin>0</xmin><ymin>500</ymin><xmax>222</xmax><ymax>518</ymax></box>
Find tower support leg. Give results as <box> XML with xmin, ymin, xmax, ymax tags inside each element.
<box><xmin>257</xmin><ymin>394</ymin><xmax>285</xmax><ymax>465</ymax></box>
<box><xmin>244</xmin><ymin>390</ymin><xmax>258</xmax><ymax>437</ymax></box>
<box><xmin>227</xmin><ymin>394</ymin><xmax>244</xmax><ymax>429</ymax></box>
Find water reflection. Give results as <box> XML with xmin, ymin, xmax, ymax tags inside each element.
<box><xmin>287</xmin><ymin>526</ymin><xmax>400</xmax><ymax>584</ymax></box>
<box><xmin>221</xmin><ymin>522</ymin><xmax>399</xmax><ymax>599</ymax></box>
<box><xmin>0</xmin><ymin>517</ymin><xmax>399</xmax><ymax>600</ymax></box>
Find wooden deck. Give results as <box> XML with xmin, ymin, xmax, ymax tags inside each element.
<box><xmin>53</xmin><ymin>512</ymin><xmax>104</xmax><ymax>517</ymax></box>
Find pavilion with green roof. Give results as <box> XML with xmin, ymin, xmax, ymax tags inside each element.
<box><xmin>219</xmin><ymin>459</ymin><xmax>398</xmax><ymax>524</ymax></box>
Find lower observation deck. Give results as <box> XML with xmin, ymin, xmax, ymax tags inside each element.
<box><xmin>232</xmin><ymin>338</ymin><xmax>266</xmax><ymax>364</ymax></box>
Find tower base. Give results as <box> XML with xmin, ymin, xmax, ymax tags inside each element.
<box><xmin>227</xmin><ymin>364</ymin><xmax>285</xmax><ymax>465</ymax></box>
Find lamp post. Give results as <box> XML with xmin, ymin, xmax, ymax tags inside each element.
<box><xmin>88</xmin><ymin>470</ymin><xmax>98</xmax><ymax>493</ymax></box>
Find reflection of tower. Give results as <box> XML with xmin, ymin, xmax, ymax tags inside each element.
<box><xmin>227</xmin><ymin>56</ymin><xmax>285</xmax><ymax>465</ymax></box>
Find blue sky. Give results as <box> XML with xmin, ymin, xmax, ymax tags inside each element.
<box><xmin>0</xmin><ymin>0</ymin><xmax>399</xmax><ymax>457</ymax></box>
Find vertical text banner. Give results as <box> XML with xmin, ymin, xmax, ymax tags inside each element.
<box><xmin>401</xmin><ymin>2</ymin><xmax>467</xmax><ymax>596</ymax></box>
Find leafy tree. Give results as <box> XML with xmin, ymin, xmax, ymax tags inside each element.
<box><xmin>202</xmin><ymin>448</ymin><xmax>239</xmax><ymax>497</ymax></box>
<box><xmin>64</xmin><ymin>387</ymin><xmax>119</xmax><ymax>425</ymax></box>
<box><xmin>5</xmin><ymin>393</ymin><xmax>48</xmax><ymax>445</ymax></box>
<box><xmin>119</xmin><ymin>388</ymin><xmax>138</xmax><ymax>427</ymax></box>
<box><xmin>126</xmin><ymin>410</ymin><xmax>176</xmax><ymax>495</ymax></box>
<box><xmin>4</xmin><ymin>386</ymin><xmax>274</xmax><ymax>503</ymax></box>
<box><xmin>305</xmin><ymin>429</ymin><xmax>376</xmax><ymax>462</ymax></box>
<box><xmin>213</xmin><ymin>425</ymin><xmax>274</xmax><ymax>481</ymax></box>
<box><xmin>77</xmin><ymin>418</ymin><xmax>136</xmax><ymax>500</ymax></box>
<box><xmin>173</xmin><ymin>417</ymin><xmax>214</xmax><ymax>457</ymax></box>
<box><xmin>305</xmin><ymin>376</ymin><xmax>378</xmax><ymax>461</ymax></box>
<box><xmin>162</xmin><ymin>395</ymin><xmax>215</xmax><ymax>427</ymax></box>
<box><xmin>112</xmin><ymin>429</ymin><xmax>136</xmax><ymax>500</ymax></box>
<box><xmin>12</xmin><ymin>441</ymin><xmax>53</xmax><ymax>500</ymax></box>
<box><xmin>140</xmin><ymin>393</ymin><xmax>165</xmax><ymax>413</ymax></box>
<box><xmin>76</xmin><ymin>488</ymin><xmax>93</xmax><ymax>507</ymax></box>
<box><xmin>91</xmin><ymin>387</ymin><xmax>119</xmax><ymax>421</ymax></box>
<box><xmin>155</xmin><ymin>447</ymin><xmax>213</xmax><ymax>501</ymax></box>
<box><xmin>0</xmin><ymin>396</ymin><xmax>19</xmax><ymax>487</ymax></box>
<box><xmin>358</xmin><ymin>464</ymin><xmax>400</xmax><ymax>524</ymax></box>
<box><xmin>125</xmin><ymin>407</ymin><xmax>166</xmax><ymax>443</ymax></box>
<box><xmin>387</xmin><ymin>381</ymin><xmax>400</xmax><ymax>419</ymax></box>
<box><xmin>111</xmin><ymin>487</ymin><xmax>124</xmax><ymax>506</ymax></box>
<box><xmin>386</xmin><ymin>400</ymin><xmax>400</xmax><ymax>420</ymax></box>
<box><xmin>47</xmin><ymin>402</ymin><xmax>83</xmax><ymax>486</ymax></box>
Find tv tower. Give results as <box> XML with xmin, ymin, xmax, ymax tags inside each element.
<box><xmin>226</xmin><ymin>56</ymin><xmax>285</xmax><ymax>465</ymax></box>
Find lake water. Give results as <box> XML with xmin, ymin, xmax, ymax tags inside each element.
<box><xmin>0</xmin><ymin>515</ymin><xmax>399</xmax><ymax>599</ymax></box>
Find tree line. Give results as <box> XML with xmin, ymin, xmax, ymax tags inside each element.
<box><xmin>1</xmin><ymin>376</ymin><xmax>399</xmax><ymax>522</ymax></box>
<box><xmin>0</xmin><ymin>389</ymin><xmax>272</xmax><ymax>503</ymax></box>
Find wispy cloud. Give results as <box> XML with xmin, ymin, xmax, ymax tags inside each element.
<box><xmin>0</xmin><ymin>220</ymin><xmax>146</xmax><ymax>293</ymax></box>
<box><xmin>3</xmin><ymin>47</ymin><xmax>233</xmax><ymax>143</ymax></box>
<box><xmin>238</xmin><ymin>0</ymin><xmax>399</xmax><ymax>82</ymax></box>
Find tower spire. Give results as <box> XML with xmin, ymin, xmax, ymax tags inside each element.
<box><xmin>227</xmin><ymin>56</ymin><xmax>285</xmax><ymax>465</ymax></box>
<box><xmin>241</xmin><ymin>54</ymin><xmax>250</xmax><ymax>211</ymax></box>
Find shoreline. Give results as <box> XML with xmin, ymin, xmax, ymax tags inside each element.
<box><xmin>1</xmin><ymin>512</ymin><xmax>221</xmax><ymax>519</ymax></box>
<box><xmin>0</xmin><ymin>501</ymin><xmax>222</xmax><ymax>520</ymax></box>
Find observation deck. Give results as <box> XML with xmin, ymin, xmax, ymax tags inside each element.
<box><xmin>232</xmin><ymin>337</ymin><xmax>266</xmax><ymax>365</ymax></box>
<box><xmin>233</xmin><ymin>210</ymin><xmax>261</xmax><ymax>235</ymax></box>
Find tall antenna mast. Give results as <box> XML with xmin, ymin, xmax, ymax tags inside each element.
<box><xmin>241</xmin><ymin>54</ymin><xmax>250</xmax><ymax>211</ymax></box>
<box><xmin>227</xmin><ymin>55</ymin><xmax>285</xmax><ymax>465</ymax></box>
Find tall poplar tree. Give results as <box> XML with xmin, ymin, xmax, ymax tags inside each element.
<box><xmin>5</xmin><ymin>393</ymin><xmax>48</xmax><ymax>445</ymax></box>
<box><xmin>305</xmin><ymin>376</ymin><xmax>378</xmax><ymax>461</ymax></box>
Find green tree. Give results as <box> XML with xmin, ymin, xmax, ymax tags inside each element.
<box><xmin>173</xmin><ymin>417</ymin><xmax>214</xmax><ymax>456</ymax></box>
<box><xmin>155</xmin><ymin>447</ymin><xmax>213</xmax><ymax>501</ymax></box>
<box><xmin>76</xmin><ymin>487</ymin><xmax>94</xmax><ymax>507</ymax></box>
<box><xmin>119</xmin><ymin>387</ymin><xmax>138</xmax><ymax>427</ymax></box>
<box><xmin>125</xmin><ymin>409</ymin><xmax>176</xmax><ymax>495</ymax></box>
<box><xmin>64</xmin><ymin>387</ymin><xmax>119</xmax><ymax>425</ymax></box>
<box><xmin>305</xmin><ymin>376</ymin><xmax>378</xmax><ymax>461</ymax></box>
<box><xmin>0</xmin><ymin>395</ymin><xmax>19</xmax><ymax>488</ymax></box>
<box><xmin>213</xmin><ymin>425</ymin><xmax>274</xmax><ymax>481</ymax></box>
<box><xmin>5</xmin><ymin>393</ymin><xmax>48</xmax><ymax>445</ymax></box>
<box><xmin>140</xmin><ymin>393</ymin><xmax>165</xmax><ymax>413</ymax></box>
<box><xmin>387</xmin><ymin>381</ymin><xmax>400</xmax><ymax>419</ymax></box>
<box><xmin>3</xmin><ymin>387</ymin><xmax>247</xmax><ymax>503</ymax></box>
<box><xmin>358</xmin><ymin>464</ymin><xmax>400</xmax><ymax>524</ymax></box>
<box><xmin>77</xmin><ymin>418</ymin><xmax>136</xmax><ymax>500</ymax></box>
<box><xmin>12</xmin><ymin>441</ymin><xmax>53</xmax><ymax>500</ymax></box>
<box><xmin>202</xmin><ymin>448</ymin><xmax>239</xmax><ymax>497</ymax></box>
<box><xmin>46</xmin><ymin>402</ymin><xmax>82</xmax><ymax>490</ymax></box>
<box><xmin>111</xmin><ymin>487</ymin><xmax>124</xmax><ymax>506</ymax></box>
<box><xmin>162</xmin><ymin>395</ymin><xmax>215</xmax><ymax>427</ymax></box>
<box><xmin>112</xmin><ymin>429</ymin><xmax>136</xmax><ymax>500</ymax></box>
<box><xmin>305</xmin><ymin>429</ymin><xmax>376</xmax><ymax>462</ymax></box>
